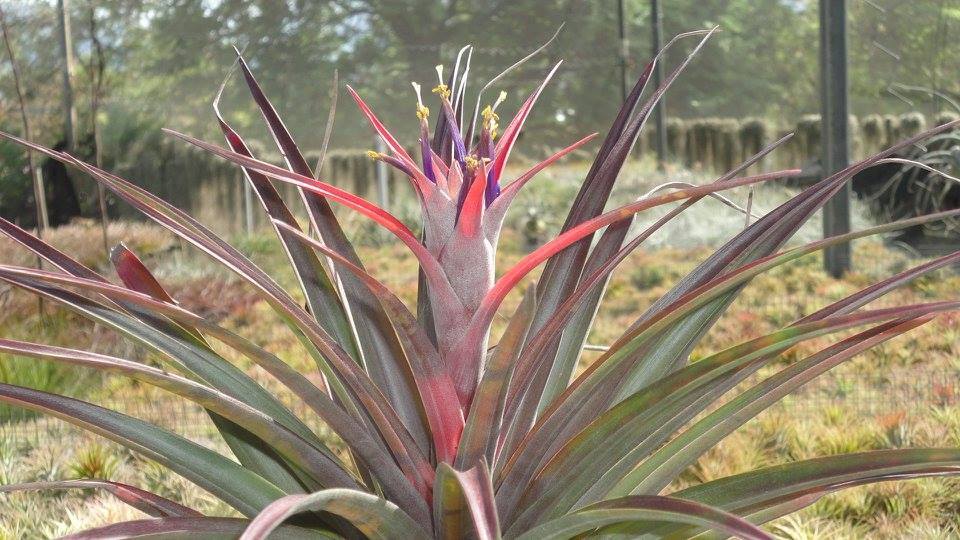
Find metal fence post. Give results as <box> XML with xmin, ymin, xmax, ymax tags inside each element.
<box><xmin>820</xmin><ymin>0</ymin><xmax>851</xmax><ymax>277</ymax></box>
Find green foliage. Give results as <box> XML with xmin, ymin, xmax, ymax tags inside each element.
<box><xmin>630</xmin><ymin>264</ymin><xmax>667</xmax><ymax>290</ymax></box>
<box><xmin>69</xmin><ymin>443</ymin><xmax>120</xmax><ymax>480</ymax></box>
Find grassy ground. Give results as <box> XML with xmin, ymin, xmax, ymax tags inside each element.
<box><xmin>0</xmin><ymin>160</ymin><xmax>959</xmax><ymax>538</ymax></box>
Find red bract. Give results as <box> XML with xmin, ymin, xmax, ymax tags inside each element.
<box><xmin>1</xmin><ymin>27</ymin><xmax>959</xmax><ymax>540</ymax></box>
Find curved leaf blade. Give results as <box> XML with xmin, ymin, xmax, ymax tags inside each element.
<box><xmin>0</xmin><ymin>480</ymin><xmax>202</xmax><ymax>518</ymax></box>
<box><xmin>240</xmin><ymin>489</ymin><xmax>427</xmax><ymax>540</ymax></box>
<box><xmin>0</xmin><ymin>383</ymin><xmax>284</xmax><ymax>517</ymax></box>
<box><xmin>62</xmin><ymin>517</ymin><xmax>330</xmax><ymax>540</ymax></box>
<box><xmin>434</xmin><ymin>462</ymin><xmax>501</xmax><ymax>540</ymax></box>
<box><xmin>511</xmin><ymin>496</ymin><xmax>770</xmax><ymax>540</ymax></box>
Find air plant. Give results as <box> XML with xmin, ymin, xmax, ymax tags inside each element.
<box><xmin>0</xmin><ymin>28</ymin><xmax>959</xmax><ymax>539</ymax></box>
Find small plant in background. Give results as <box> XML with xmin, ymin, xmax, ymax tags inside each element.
<box><xmin>630</xmin><ymin>264</ymin><xmax>668</xmax><ymax>290</ymax></box>
<box><xmin>520</xmin><ymin>207</ymin><xmax>547</xmax><ymax>251</ymax></box>
<box><xmin>0</xmin><ymin>27</ymin><xmax>959</xmax><ymax>539</ymax></box>
<box><xmin>69</xmin><ymin>443</ymin><xmax>119</xmax><ymax>481</ymax></box>
<box><xmin>875</xmin><ymin>411</ymin><xmax>910</xmax><ymax>448</ymax></box>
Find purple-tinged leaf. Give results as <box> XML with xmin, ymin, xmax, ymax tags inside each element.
<box><xmin>606</xmin><ymin>119</ymin><xmax>960</xmax><ymax>400</ymax></box>
<box><xmin>274</xmin><ymin>221</ymin><xmax>465</xmax><ymax>464</ymax></box>
<box><xmin>433</xmin><ymin>462</ymin><xmax>501</xmax><ymax>540</ymax></box>
<box><xmin>620</xmin><ymin>317</ymin><xmax>934</xmax><ymax>497</ymax></box>
<box><xmin>457</xmin><ymin>286</ymin><xmax>537</xmax><ymax>470</ymax></box>
<box><xmin>0</xmin><ymin>480</ymin><xmax>202</xmax><ymax>518</ymax></box>
<box><xmin>0</xmin><ymin>265</ymin><xmax>428</xmax><ymax>519</ymax></box>
<box><xmin>0</xmin><ymin>131</ymin><xmax>436</xmax><ymax>510</ymax></box>
<box><xmin>527</xmin><ymin>29</ymin><xmax>716</xmax><ymax>374</ymax></box>
<box><xmin>512</xmin><ymin>317</ymin><xmax>933</xmax><ymax>527</ymax></box>
<box><xmin>496</xmin><ymin>210</ymin><xmax>960</xmax><ymax>513</ymax></box>
<box><xmin>501</xmin><ymin>134</ymin><xmax>795</xmax><ymax>453</ymax></box>
<box><xmin>158</xmin><ymin>128</ymin><xmax>456</xmax><ymax>304</ymax></box>
<box><xmin>455</xmin><ymin>168</ymin><xmax>800</xmax><ymax>391</ymax></box>
<box><xmin>666</xmin><ymin>449</ymin><xmax>960</xmax><ymax>535</ymax></box>
<box><xmin>496</xmin><ymin>301</ymin><xmax>960</xmax><ymax>524</ymax></box>
<box><xmin>0</xmin><ymin>382</ymin><xmax>284</xmax><ymax>516</ymax></box>
<box><xmin>0</xmin><ymin>216</ymin><xmax>103</xmax><ymax>282</ymax></box>
<box><xmin>62</xmin><ymin>517</ymin><xmax>328</xmax><ymax>540</ymax></box>
<box><xmin>240</xmin><ymin>489</ymin><xmax>426</xmax><ymax>540</ymax></box>
<box><xmin>0</xmin><ymin>339</ymin><xmax>360</xmax><ymax>491</ymax></box>
<box><xmin>511</xmin><ymin>495</ymin><xmax>771</xmax><ymax>540</ymax></box>
<box><xmin>213</xmin><ymin>86</ymin><xmax>362</xmax><ymax>363</ymax></box>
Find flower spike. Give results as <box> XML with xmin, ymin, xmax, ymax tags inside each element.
<box><xmin>412</xmin><ymin>82</ymin><xmax>436</xmax><ymax>184</ymax></box>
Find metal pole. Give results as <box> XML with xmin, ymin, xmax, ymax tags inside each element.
<box><xmin>650</xmin><ymin>0</ymin><xmax>667</xmax><ymax>170</ymax></box>
<box><xmin>617</xmin><ymin>0</ymin><xmax>629</xmax><ymax>102</ymax></box>
<box><xmin>819</xmin><ymin>0</ymin><xmax>851</xmax><ymax>277</ymax></box>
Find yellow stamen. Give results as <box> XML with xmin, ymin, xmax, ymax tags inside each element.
<box><xmin>365</xmin><ymin>150</ymin><xmax>383</xmax><ymax>161</ymax></box>
<box><xmin>432</xmin><ymin>83</ymin><xmax>451</xmax><ymax>100</ymax></box>
<box><xmin>481</xmin><ymin>104</ymin><xmax>501</xmax><ymax>139</ymax></box>
<box><xmin>464</xmin><ymin>156</ymin><xmax>491</xmax><ymax>173</ymax></box>
<box><xmin>464</xmin><ymin>155</ymin><xmax>481</xmax><ymax>171</ymax></box>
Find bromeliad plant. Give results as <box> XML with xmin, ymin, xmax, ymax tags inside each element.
<box><xmin>1</xmin><ymin>29</ymin><xmax>960</xmax><ymax>539</ymax></box>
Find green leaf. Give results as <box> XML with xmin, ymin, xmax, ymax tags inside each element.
<box><xmin>0</xmin><ymin>383</ymin><xmax>284</xmax><ymax>517</ymax></box>
<box><xmin>240</xmin><ymin>489</ymin><xmax>427</xmax><ymax>540</ymax></box>
<box><xmin>0</xmin><ymin>268</ymin><xmax>428</xmax><ymax>520</ymax></box>
<box><xmin>277</xmin><ymin>223</ymin><xmax>464</xmax><ymax>460</ymax></box>
<box><xmin>498</xmin><ymin>301</ymin><xmax>958</xmax><ymax>529</ymax></box>
<box><xmin>434</xmin><ymin>463</ymin><xmax>501</xmax><ymax>540</ymax></box>
<box><xmin>62</xmin><ymin>517</ymin><xmax>331</xmax><ymax>539</ymax></box>
<box><xmin>0</xmin><ymin>480</ymin><xmax>203</xmax><ymax>518</ymax></box>
<box><xmin>511</xmin><ymin>496</ymin><xmax>770</xmax><ymax>540</ymax></box>
<box><xmin>640</xmin><ymin>449</ymin><xmax>960</xmax><ymax>539</ymax></box>
<box><xmin>457</xmin><ymin>285</ymin><xmax>537</xmax><ymax>470</ymax></box>
<box><xmin>110</xmin><ymin>242</ymin><xmax>311</xmax><ymax>494</ymax></box>
<box><xmin>0</xmin><ymin>338</ymin><xmax>360</xmax><ymax>490</ymax></box>
<box><xmin>497</xmin><ymin>208</ymin><xmax>960</xmax><ymax>511</ymax></box>
<box><xmin>616</xmin><ymin>317</ymin><xmax>933</xmax><ymax>497</ymax></box>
